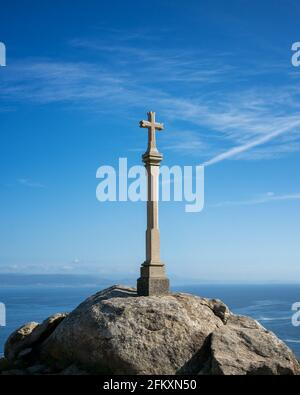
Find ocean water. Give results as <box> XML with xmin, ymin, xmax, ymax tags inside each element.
<box><xmin>0</xmin><ymin>275</ymin><xmax>299</xmax><ymax>359</ymax></box>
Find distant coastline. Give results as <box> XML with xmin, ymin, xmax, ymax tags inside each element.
<box><xmin>0</xmin><ymin>273</ymin><xmax>300</xmax><ymax>287</ymax></box>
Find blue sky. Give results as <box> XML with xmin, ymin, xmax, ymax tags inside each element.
<box><xmin>0</xmin><ymin>0</ymin><xmax>300</xmax><ymax>282</ymax></box>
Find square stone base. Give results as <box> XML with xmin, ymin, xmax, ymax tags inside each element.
<box><xmin>137</xmin><ymin>276</ymin><xmax>170</xmax><ymax>296</ymax></box>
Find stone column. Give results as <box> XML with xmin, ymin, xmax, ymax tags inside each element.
<box><xmin>137</xmin><ymin>141</ymin><xmax>170</xmax><ymax>296</ymax></box>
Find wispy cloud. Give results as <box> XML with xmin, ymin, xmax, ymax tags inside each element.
<box><xmin>0</xmin><ymin>61</ymin><xmax>125</xmax><ymax>104</ymax></box>
<box><xmin>18</xmin><ymin>178</ymin><xmax>45</xmax><ymax>188</ymax></box>
<box><xmin>162</xmin><ymin>130</ymin><xmax>207</xmax><ymax>154</ymax></box>
<box><xmin>203</xmin><ymin>119</ymin><xmax>300</xmax><ymax>166</ymax></box>
<box><xmin>70</xmin><ymin>38</ymin><xmax>233</xmax><ymax>84</ymax></box>
<box><xmin>212</xmin><ymin>192</ymin><xmax>300</xmax><ymax>208</ymax></box>
<box><xmin>1</xmin><ymin>37</ymin><xmax>300</xmax><ymax>163</ymax></box>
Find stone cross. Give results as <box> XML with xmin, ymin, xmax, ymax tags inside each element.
<box><xmin>137</xmin><ymin>111</ymin><xmax>170</xmax><ymax>296</ymax></box>
<box><xmin>139</xmin><ymin>111</ymin><xmax>164</xmax><ymax>154</ymax></box>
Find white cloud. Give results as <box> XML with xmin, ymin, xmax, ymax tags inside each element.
<box><xmin>203</xmin><ymin>119</ymin><xmax>300</xmax><ymax>166</ymax></box>
<box><xmin>212</xmin><ymin>192</ymin><xmax>300</xmax><ymax>208</ymax></box>
<box><xmin>1</xmin><ymin>40</ymin><xmax>300</xmax><ymax>163</ymax></box>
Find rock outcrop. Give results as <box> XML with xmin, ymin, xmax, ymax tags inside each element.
<box><xmin>1</xmin><ymin>285</ymin><xmax>299</xmax><ymax>375</ymax></box>
<box><xmin>210</xmin><ymin>315</ymin><xmax>300</xmax><ymax>375</ymax></box>
<box><xmin>4</xmin><ymin>313</ymin><xmax>67</xmax><ymax>362</ymax></box>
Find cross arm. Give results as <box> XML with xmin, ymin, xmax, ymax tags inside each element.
<box><xmin>139</xmin><ymin>120</ymin><xmax>164</xmax><ymax>130</ymax></box>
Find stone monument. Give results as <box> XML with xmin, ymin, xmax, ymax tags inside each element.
<box><xmin>137</xmin><ymin>111</ymin><xmax>170</xmax><ymax>296</ymax></box>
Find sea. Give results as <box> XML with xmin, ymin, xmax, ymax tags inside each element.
<box><xmin>0</xmin><ymin>274</ymin><xmax>299</xmax><ymax>359</ymax></box>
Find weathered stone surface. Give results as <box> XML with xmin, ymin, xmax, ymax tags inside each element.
<box><xmin>38</xmin><ymin>285</ymin><xmax>299</xmax><ymax>375</ymax></box>
<box><xmin>26</xmin><ymin>364</ymin><xmax>47</xmax><ymax>375</ymax></box>
<box><xmin>5</xmin><ymin>313</ymin><xmax>67</xmax><ymax>362</ymax></box>
<box><xmin>2</xmin><ymin>285</ymin><xmax>300</xmax><ymax>375</ymax></box>
<box><xmin>208</xmin><ymin>299</ymin><xmax>231</xmax><ymax>324</ymax></box>
<box><xmin>1</xmin><ymin>369</ymin><xmax>26</xmax><ymax>375</ymax></box>
<box><xmin>0</xmin><ymin>357</ymin><xmax>10</xmax><ymax>371</ymax></box>
<box><xmin>60</xmin><ymin>364</ymin><xmax>88</xmax><ymax>375</ymax></box>
<box><xmin>41</xmin><ymin>285</ymin><xmax>223</xmax><ymax>374</ymax></box>
<box><xmin>196</xmin><ymin>298</ymin><xmax>231</xmax><ymax>324</ymax></box>
<box><xmin>4</xmin><ymin>322</ymin><xmax>38</xmax><ymax>362</ymax></box>
<box><xmin>17</xmin><ymin>347</ymin><xmax>33</xmax><ymax>359</ymax></box>
<box><xmin>209</xmin><ymin>315</ymin><xmax>300</xmax><ymax>375</ymax></box>
<box><xmin>137</xmin><ymin>276</ymin><xmax>170</xmax><ymax>296</ymax></box>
